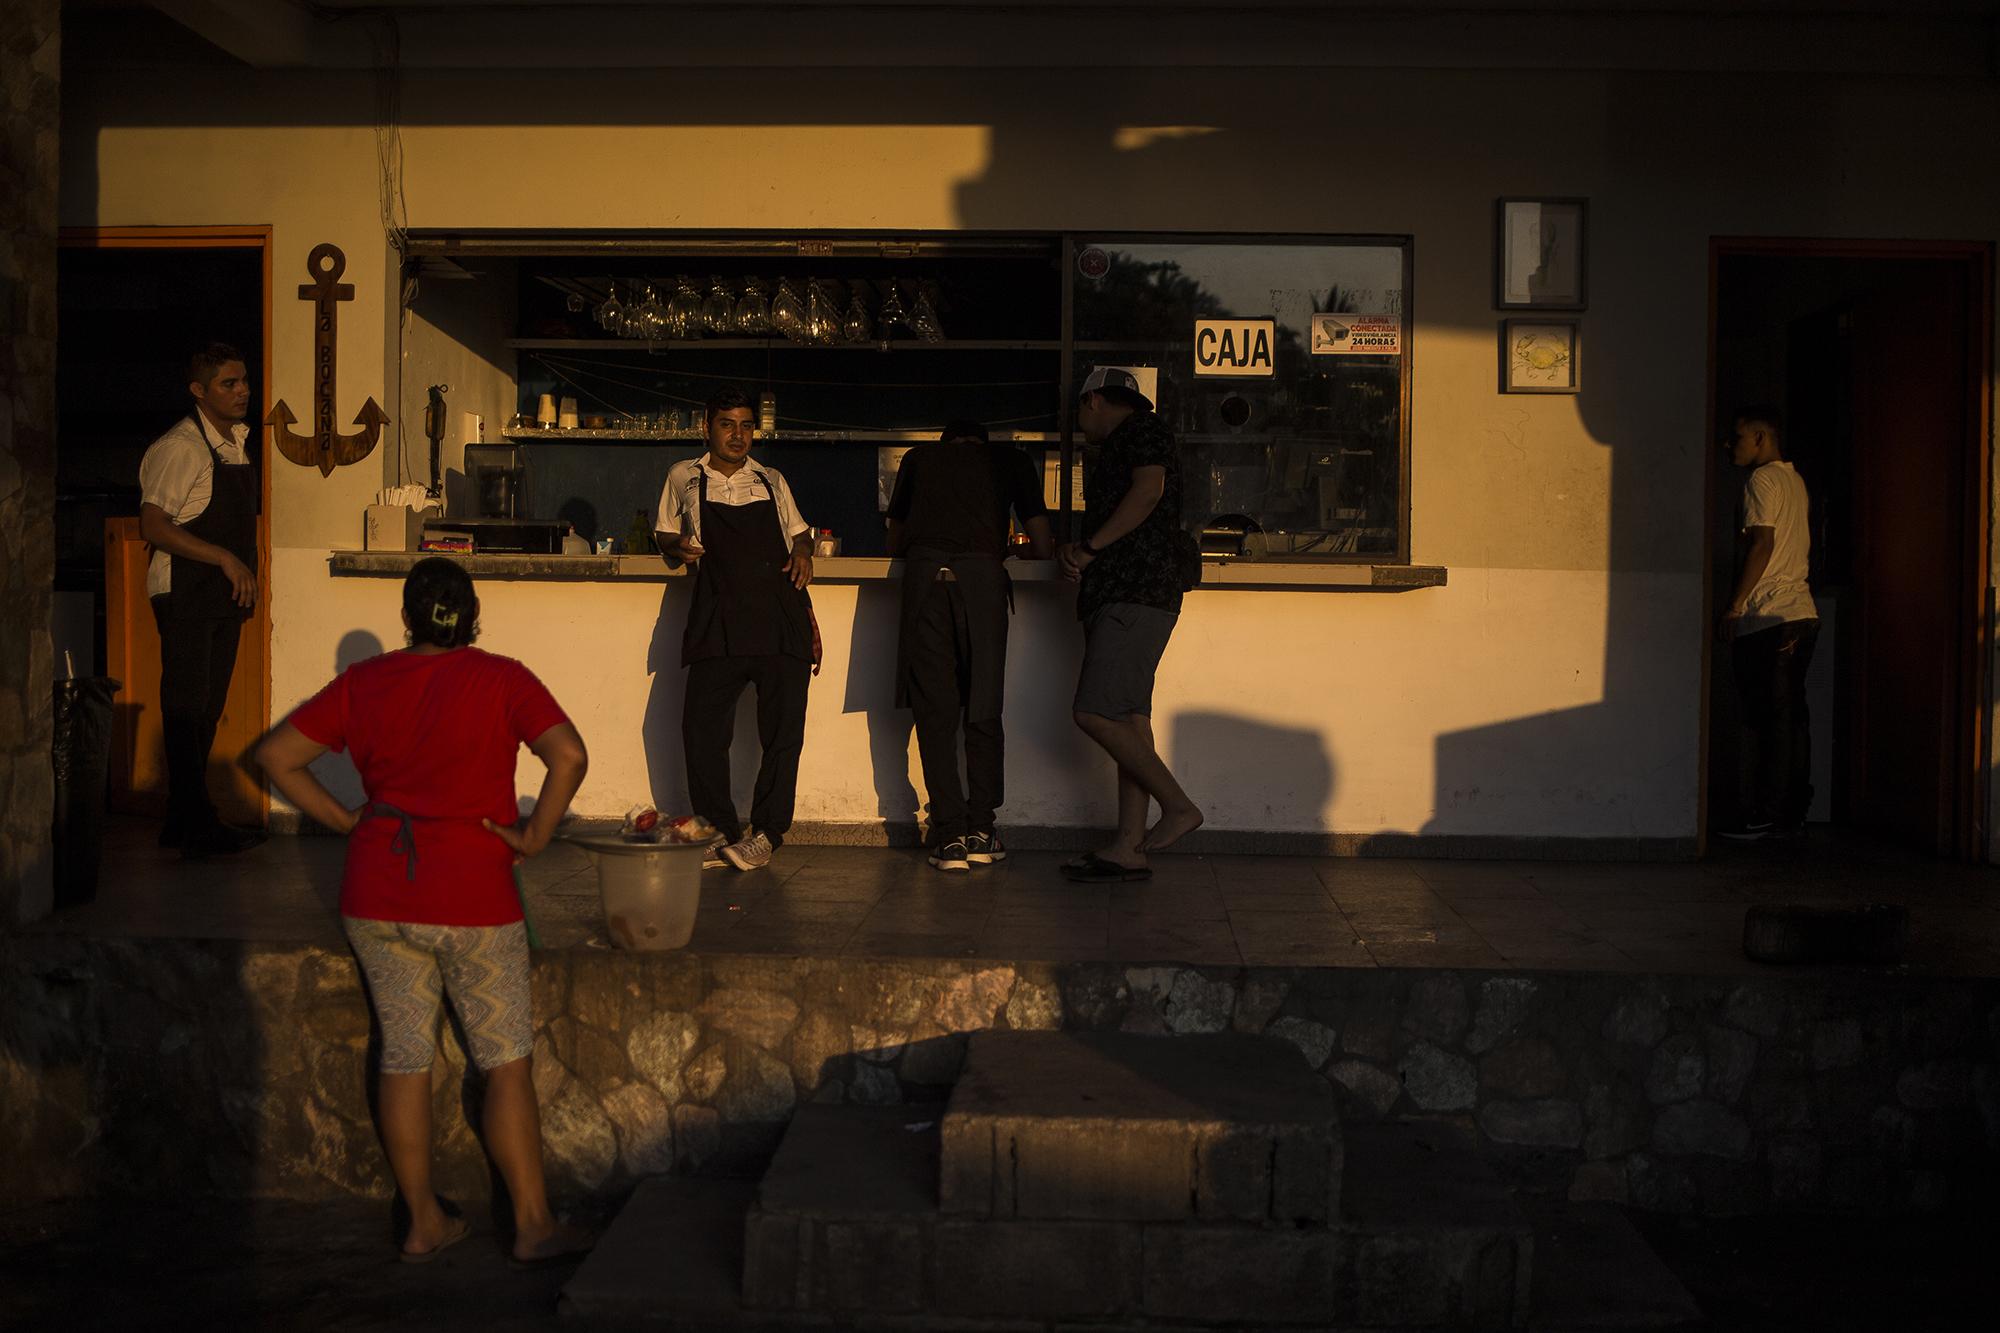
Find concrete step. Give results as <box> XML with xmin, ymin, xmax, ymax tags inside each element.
<box><xmin>561</xmin><ymin>1175</ymin><xmax>762</xmax><ymax>1328</ymax></box>
<box><xmin>734</xmin><ymin>1105</ymin><xmax>1532</xmax><ymax>1329</ymax></box>
<box><xmin>574</xmin><ymin>1180</ymin><xmax>1677</xmax><ymax>1333</ymax></box>
<box><xmin>1525</xmin><ymin>1202</ymin><xmax>1702</xmax><ymax>1330</ymax></box>
<box><xmin>941</xmin><ymin>1030</ymin><xmax>1342</xmax><ymax>1225</ymax></box>
<box><xmin>1339</xmin><ymin>1123</ymin><xmax>1535</xmax><ymax>1330</ymax></box>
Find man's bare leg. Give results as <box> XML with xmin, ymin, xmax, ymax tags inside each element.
<box><xmin>1092</xmin><ymin>765</ymin><xmax>1150</xmax><ymax>867</ymax></box>
<box><xmin>1128</xmin><ymin>713</ymin><xmax>1203</xmax><ymax>851</ymax></box>
<box><xmin>1074</xmin><ymin>711</ymin><xmax>1201</xmax><ymax>860</ymax></box>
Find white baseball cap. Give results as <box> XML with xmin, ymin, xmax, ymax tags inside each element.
<box><xmin>1077</xmin><ymin>365</ymin><xmax>1153</xmax><ymax>411</ymax></box>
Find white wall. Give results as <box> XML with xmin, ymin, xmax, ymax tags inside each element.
<box><xmin>273</xmin><ymin>553</ymin><xmax>1695</xmax><ymax>837</ymax></box>
<box><xmin>64</xmin><ymin>58</ymin><xmax>2000</xmax><ymax>844</ymax></box>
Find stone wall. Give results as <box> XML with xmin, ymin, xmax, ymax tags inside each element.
<box><xmin>3</xmin><ymin>935</ymin><xmax>1996</xmax><ymax>1220</ymax></box>
<box><xmin>0</xmin><ymin>0</ymin><xmax>59</xmax><ymax>925</ymax></box>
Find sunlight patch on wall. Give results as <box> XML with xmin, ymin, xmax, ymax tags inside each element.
<box><xmin>1111</xmin><ymin>126</ymin><xmax>1223</xmax><ymax>152</ymax></box>
<box><xmin>402</xmin><ymin>124</ymin><xmax>995</xmax><ymax>231</ymax></box>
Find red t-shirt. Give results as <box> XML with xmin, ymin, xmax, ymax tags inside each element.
<box><xmin>287</xmin><ymin>647</ymin><xmax>570</xmax><ymax>926</ymax></box>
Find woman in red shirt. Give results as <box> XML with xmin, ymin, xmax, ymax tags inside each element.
<box><xmin>257</xmin><ymin>558</ymin><xmax>591</xmax><ymax>1266</ymax></box>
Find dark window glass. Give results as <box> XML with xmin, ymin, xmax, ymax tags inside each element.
<box><xmin>1071</xmin><ymin>239</ymin><xmax>1409</xmax><ymax>561</ymax></box>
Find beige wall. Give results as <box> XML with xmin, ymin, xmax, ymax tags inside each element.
<box><xmin>60</xmin><ymin>60</ymin><xmax>2000</xmax><ymax>843</ymax></box>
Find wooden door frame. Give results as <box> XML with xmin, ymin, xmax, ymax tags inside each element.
<box><xmin>1701</xmin><ymin>236</ymin><xmax>1996</xmax><ymax>860</ymax></box>
<box><xmin>58</xmin><ymin>224</ymin><xmax>275</xmax><ymax>817</ymax></box>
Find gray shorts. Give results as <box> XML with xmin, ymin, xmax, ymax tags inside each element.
<box><xmin>1074</xmin><ymin>602</ymin><xmax>1179</xmax><ymax>719</ymax></box>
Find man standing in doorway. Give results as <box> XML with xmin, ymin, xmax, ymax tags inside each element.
<box><xmin>655</xmin><ymin>387</ymin><xmax>818</xmax><ymax>871</ymax></box>
<box><xmin>1718</xmin><ymin>405</ymin><xmax>1818</xmax><ymax>840</ymax></box>
<box><xmin>1055</xmin><ymin>367</ymin><xmax>1203</xmax><ymax>883</ymax></box>
<box><xmin>139</xmin><ymin>342</ymin><xmax>265</xmax><ymax>857</ymax></box>
<box><xmin>886</xmin><ymin>420</ymin><xmax>1054</xmax><ymax>873</ymax></box>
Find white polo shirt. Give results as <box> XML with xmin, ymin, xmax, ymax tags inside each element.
<box><xmin>138</xmin><ymin>414</ymin><xmax>252</xmax><ymax>598</ymax></box>
<box><xmin>654</xmin><ymin>453</ymin><xmax>811</xmax><ymax>550</ymax></box>
<box><xmin>1739</xmin><ymin>459</ymin><xmax>1817</xmax><ymax>633</ymax></box>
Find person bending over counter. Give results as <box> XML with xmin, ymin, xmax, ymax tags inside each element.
<box><xmin>885</xmin><ymin>419</ymin><xmax>1054</xmax><ymax>873</ymax></box>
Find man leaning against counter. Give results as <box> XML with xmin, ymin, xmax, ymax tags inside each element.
<box><xmin>654</xmin><ymin>387</ymin><xmax>819</xmax><ymax>872</ymax></box>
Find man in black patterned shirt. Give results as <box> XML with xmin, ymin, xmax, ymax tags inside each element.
<box><xmin>1055</xmin><ymin>367</ymin><xmax>1202</xmax><ymax>883</ymax></box>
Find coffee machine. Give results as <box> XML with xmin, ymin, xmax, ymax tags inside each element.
<box><xmin>466</xmin><ymin>442</ymin><xmax>527</xmax><ymax>519</ymax></box>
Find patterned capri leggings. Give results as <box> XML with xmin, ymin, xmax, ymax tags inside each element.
<box><xmin>342</xmin><ymin>916</ymin><xmax>534</xmax><ymax>1075</ymax></box>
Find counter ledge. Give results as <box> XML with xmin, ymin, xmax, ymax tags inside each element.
<box><xmin>326</xmin><ymin>551</ymin><xmax>1445</xmax><ymax>590</ymax></box>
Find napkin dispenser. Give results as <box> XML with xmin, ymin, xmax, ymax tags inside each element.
<box><xmin>365</xmin><ymin>503</ymin><xmax>435</xmax><ymax>552</ymax></box>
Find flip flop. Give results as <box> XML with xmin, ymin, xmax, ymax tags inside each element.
<box><xmin>400</xmin><ymin>1214</ymin><xmax>471</xmax><ymax>1265</ymax></box>
<box><xmin>1061</xmin><ymin>853</ymin><xmax>1152</xmax><ymax>884</ymax></box>
<box><xmin>1062</xmin><ymin>851</ymin><xmax>1142</xmax><ymax>872</ymax></box>
<box><xmin>508</xmin><ymin>1239</ymin><xmax>596</xmax><ymax>1271</ymax></box>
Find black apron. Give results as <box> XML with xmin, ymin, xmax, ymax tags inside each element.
<box><xmin>895</xmin><ymin>547</ymin><xmax>1012</xmax><ymax>722</ymax></box>
<box><xmin>167</xmin><ymin>414</ymin><xmax>259</xmax><ymax>621</ymax></box>
<box><xmin>680</xmin><ymin>465</ymin><xmax>813</xmax><ymax>666</ymax></box>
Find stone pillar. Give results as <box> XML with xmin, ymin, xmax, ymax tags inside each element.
<box><xmin>0</xmin><ymin>0</ymin><xmax>60</xmax><ymax>924</ymax></box>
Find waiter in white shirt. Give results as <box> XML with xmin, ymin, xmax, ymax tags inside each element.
<box><xmin>1718</xmin><ymin>404</ymin><xmax>1818</xmax><ymax>841</ymax></box>
<box><xmin>654</xmin><ymin>386</ymin><xmax>818</xmax><ymax>872</ymax></box>
<box><xmin>137</xmin><ymin>343</ymin><xmax>264</xmax><ymax>857</ymax></box>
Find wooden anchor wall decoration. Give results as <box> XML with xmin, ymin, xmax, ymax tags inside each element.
<box><xmin>267</xmin><ymin>243</ymin><xmax>389</xmax><ymax>477</ymax></box>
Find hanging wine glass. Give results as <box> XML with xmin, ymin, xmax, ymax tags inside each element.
<box><xmin>910</xmin><ymin>282</ymin><xmax>945</xmax><ymax>343</ymax></box>
<box><xmin>667</xmin><ymin>276</ymin><xmax>704</xmax><ymax>339</ymax></box>
<box><xmin>877</xmin><ymin>279</ymin><xmax>908</xmax><ymax>339</ymax></box>
<box><xmin>702</xmin><ymin>276</ymin><xmax>735</xmax><ymax>334</ymax></box>
<box><xmin>635</xmin><ymin>283</ymin><xmax>667</xmax><ymax>339</ymax></box>
<box><xmin>595</xmin><ymin>279</ymin><xmax>624</xmax><ymax>332</ymax></box>
<box><xmin>843</xmin><ymin>279</ymin><xmax>873</xmax><ymax>342</ymax></box>
<box><xmin>735</xmin><ymin>278</ymin><xmax>771</xmax><ymax>335</ymax></box>
<box><xmin>804</xmin><ymin>280</ymin><xmax>841</xmax><ymax>346</ymax></box>
<box><xmin>771</xmin><ymin>278</ymin><xmax>806</xmax><ymax>342</ymax></box>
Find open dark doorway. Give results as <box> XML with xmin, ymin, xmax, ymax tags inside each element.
<box><xmin>1706</xmin><ymin>241</ymin><xmax>1992</xmax><ymax>860</ymax></box>
<box><xmin>57</xmin><ymin>229</ymin><xmax>272</xmax><ymax>824</ymax></box>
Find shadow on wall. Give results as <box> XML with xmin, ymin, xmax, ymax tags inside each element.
<box><xmin>311</xmin><ymin>629</ymin><xmax>385</xmax><ymax>810</ymax></box>
<box><xmin>642</xmin><ymin>583</ymin><xmax>693</xmax><ymax>812</ymax></box>
<box><xmin>947</xmin><ymin>89</ymin><xmax>1698</xmax><ymax>852</ymax></box>
<box><xmin>843</xmin><ymin>582</ymin><xmax>919</xmax><ymax>824</ymax></box>
<box><xmin>1164</xmin><ymin>712</ymin><xmax>1337</xmax><ymax>837</ymax></box>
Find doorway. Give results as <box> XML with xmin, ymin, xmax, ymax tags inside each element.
<box><xmin>57</xmin><ymin>227</ymin><xmax>273</xmax><ymax>826</ymax></box>
<box><xmin>1704</xmin><ymin>240</ymin><xmax>1993</xmax><ymax>859</ymax></box>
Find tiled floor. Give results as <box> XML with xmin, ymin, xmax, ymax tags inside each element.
<box><xmin>35</xmin><ymin>818</ymin><xmax>2000</xmax><ymax>976</ymax></box>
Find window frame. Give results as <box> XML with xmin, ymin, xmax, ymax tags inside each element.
<box><xmin>1058</xmin><ymin>231</ymin><xmax>1415</xmax><ymax>566</ymax></box>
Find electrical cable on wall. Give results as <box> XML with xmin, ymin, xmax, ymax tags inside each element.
<box><xmin>315</xmin><ymin>2</ymin><xmax>414</xmax><ymax>483</ymax></box>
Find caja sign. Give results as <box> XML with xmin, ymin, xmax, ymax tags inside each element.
<box><xmin>1192</xmin><ymin>318</ymin><xmax>1276</xmax><ymax>378</ymax></box>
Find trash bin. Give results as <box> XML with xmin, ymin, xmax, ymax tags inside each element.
<box><xmin>52</xmin><ymin>675</ymin><xmax>120</xmax><ymax>910</ymax></box>
<box><xmin>566</xmin><ymin>833</ymin><xmax>707</xmax><ymax>951</ymax></box>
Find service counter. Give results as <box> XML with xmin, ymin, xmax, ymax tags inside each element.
<box><xmin>327</xmin><ymin>551</ymin><xmax>1447</xmax><ymax>590</ymax></box>
<box><xmin>291</xmin><ymin>547</ymin><xmax>1458</xmax><ymax>842</ymax></box>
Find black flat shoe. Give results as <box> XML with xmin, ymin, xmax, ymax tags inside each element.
<box><xmin>1060</xmin><ymin>853</ymin><xmax>1152</xmax><ymax>884</ymax></box>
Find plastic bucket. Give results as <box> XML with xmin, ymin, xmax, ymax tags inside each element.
<box><xmin>572</xmin><ymin>837</ymin><xmax>707</xmax><ymax>950</ymax></box>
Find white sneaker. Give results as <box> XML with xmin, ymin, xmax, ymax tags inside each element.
<box><xmin>701</xmin><ymin>832</ymin><xmax>730</xmax><ymax>869</ymax></box>
<box><xmin>723</xmin><ymin>829</ymin><xmax>774</xmax><ymax>871</ymax></box>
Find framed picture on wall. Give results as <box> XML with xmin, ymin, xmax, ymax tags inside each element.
<box><xmin>1495</xmin><ymin>197</ymin><xmax>1588</xmax><ymax>310</ymax></box>
<box><xmin>1501</xmin><ymin>319</ymin><xmax>1580</xmax><ymax>394</ymax></box>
